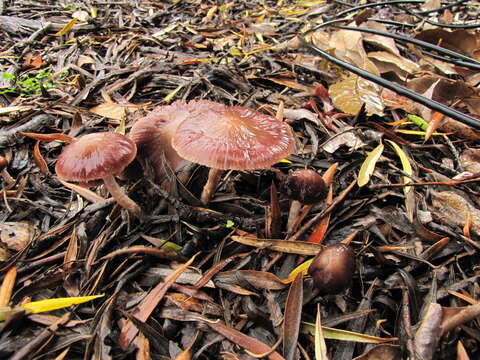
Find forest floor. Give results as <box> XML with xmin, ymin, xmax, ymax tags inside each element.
<box><xmin>0</xmin><ymin>1</ymin><xmax>480</xmax><ymax>359</ymax></box>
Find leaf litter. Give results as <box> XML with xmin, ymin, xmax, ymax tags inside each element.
<box><xmin>0</xmin><ymin>1</ymin><xmax>480</xmax><ymax>359</ymax></box>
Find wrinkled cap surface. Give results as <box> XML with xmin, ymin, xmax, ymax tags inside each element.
<box><xmin>55</xmin><ymin>132</ymin><xmax>137</xmax><ymax>182</ymax></box>
<box><xmin>172</xmin><ymin>101</ymin><xmax>294</xmax><ymax>170</ymax></box>
<box><xmin>129</xmin><ymin>101</ymin><xmax>191</xmax><ymax>178</ymax></box>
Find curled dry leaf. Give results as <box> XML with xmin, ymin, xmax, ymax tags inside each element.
<box><xmin>430</xmin><ymin>190</ymin><xmax>480</xmax><ymax>235</ymax></box>
<box><xmin>0</xmin><ymin>222</ymin><xmax>35</xmax><ymax>251</ymax></box>
<box><xmin>414</xmin><ymin>302</ymin><xmax>442</xmax><ymax>360</ymax></box>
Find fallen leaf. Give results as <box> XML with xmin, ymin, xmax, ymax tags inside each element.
<box><xmin>89</xmin><ymin>102</ymin><xmax>126</xmax><ymax>120</ymax></box>
<box><xmin>0</xmin><ymin>222</ymin><xmax>35</xmax><ymax>251</ymax></box>
<box><xmin>357</xmin><ymin>142</ymin><xmax>384</xmax><ymax>187</ymax></box>
<box><xmin>283</xmin><ymin>273</ymin><xmax>303</xmax><ymax>360</ymax></box>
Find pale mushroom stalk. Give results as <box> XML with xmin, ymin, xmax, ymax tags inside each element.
<box><xmin>102</xmin><ymin>175</ymin><xmax>143</xmax><ymax>219</ymax></box>
<box><xmin>201</xmin><ymin>168</ymin><xmax>223</xmax><ymax>205</ymax></box>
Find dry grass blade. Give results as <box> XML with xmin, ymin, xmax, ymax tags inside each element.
<box><xmin>57</xmin><ymin>179</ymin><xmax>107</xmax><ymax>203</ymax></box>
<box><xmin>199</xmin><ymin>317</ymin><xmax>285</xmax><ymax>360</ymax></box>
<box><xmin>283</xmin><ymin>273</ymin><xmax>303</xmax><ymax>360</ymax></box>
<box><xmin>119</xmin><ymin>253</ymin><xmax>198</xmax><ymax>350</ymax></box>
<box><xmin>315</xmin><ymin>304</ymin><xmax>328</xmax><ymax>360</ymax></box>
<box><xmin>231</xmin><ymin>236</ymin><xmax>323</xmax><ymax>255</ymax></box>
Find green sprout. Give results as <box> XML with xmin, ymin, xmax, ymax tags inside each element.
<box><xmin>0</xmin><ymin>67</ymin><xmax>56</xmax><ymax>96</ymax></box>
<box><xmin>225</xmin><ymin>220</ymin><xmax>235</xmax><ymax>228</ymax></box>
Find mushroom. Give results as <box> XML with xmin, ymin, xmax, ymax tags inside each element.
<box><xmin>130</xmin><ymin>101</ymin><xmax>192</xmax><ymax>180</ymax></box>
<box><xmin>0</xmin><ymin>155</ymin><xmax>15</xmax><ymax>188</ymax></box>
<box><xmin>281</xmin><ymin>168</ymin><xmax>326</xmax><ymax>232</ymax></box>
<box><xmin>307</xmin><ymin>243</ymin><xmax>355</xmax><ymax>295</ymax></box>
<box><xmin>55</xmin><ymin>132</ymin><xmax>143</xmax><ymax>219</ymax></box>
<box><xmin>171</xmin><ymin>101</ymin><xmax>295</xmax><ymax>204</ymax></box>
<box><xmin>130</xmin><ymin>100</ymin><xmax>294</xmax><ymax>205</ymax></box>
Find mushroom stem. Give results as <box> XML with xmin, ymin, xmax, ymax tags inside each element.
<box><xmin>102</xmin><ymin>175</ymin><xmax>144</xmax><ymax>219</ymax></box>
<box><xmin>201</xmin><ymin>168</ymin><xmax>223</xmax><ymax>205</ymax></box>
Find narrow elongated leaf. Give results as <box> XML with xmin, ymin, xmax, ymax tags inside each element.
<box><xmin>200</xmin><ymin>317</ymin><xmax>285</xmax><ymax>360</ymax></box>
<box><xmin>315</xmin><ymin>305</ymin><xmax>328</xmax><ymax>360</ymax></box>
<box><xmin>357</xmin><ymin>143</ymin><xmax>384</xmax><ymax>187</ymax></box>
<box><xmin>55</xmin><ymin>18</ymin><xmax>78</xmax><ymax>36</ymax></box>
<box><xmin>286</xmin><ymin>259</ymin><xmax>313</xmax><ymax>283</ymax></box>
<box><xmin>231</xmin><ymin>236</ymin><xmax>323</xmax><ymax>255</ymax></box>
<box><xmin>302</xmin><ymin>322</ymin><xmax>397</xmax><ymax>343</ymax></box>
<box><xmin>33</xmin><ymin>141</ymin><xmax>49</xmax><ymax>174</ymax></box>
<box><xmin>386</xmin><ymin>140</ymin><xmax>413</xmax><ymax>194</ymax></box>
<box><xmin>120</xmin><ymin>254</ymin><xmax>198</xmax><ymax>350</ymax></box>
<box><xmin>20</xmin><ymin>294</ymin><xmax>104</xmax><ymax>314</ymax></box>
<box><xmin>283</xmin><ymin>274</ymin><xmax>303</xmax><ymax>360</ymax></box>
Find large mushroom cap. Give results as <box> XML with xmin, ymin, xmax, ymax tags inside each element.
<box><xmin>172</xmin><ymin>101</ymin><xmax>294</xmax><ymax>170</ymax></box>
<box><xmin>55</xmin><ymin>132</ymin><xmax>137</xmax><ymax>182</ymax></box>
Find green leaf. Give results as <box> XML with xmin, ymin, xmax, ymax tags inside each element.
<box><xmin>1</xmin><ymin>72</ymin><xmax>15</xmax><ymax>80</ymax></box>
<box><xmin>225</xmin><ymin>220</ymin><xmax>235</xmax><ymax>228</ymax></box>
<box><xmin>407</xmin><ymin>114</ymin><xmax>428</xmax><ymax>131</ymax></box>
<box><xmin>357</xmin><ymin>142</ymin><xmax>384</xmax><ymax>187</ymax></box>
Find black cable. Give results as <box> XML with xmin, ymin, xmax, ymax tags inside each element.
<box><xmin>414</xmin><ymin>0</ymin><xmax>470</xmax><ymax>15</ymax></box>
<box><xmin>332</xmin><ymin>25</ymin><xmax>480</xmax><ymax>68</ymax></box>
<box><xmin>395</xmin><ymin>3</ymin><xmax>480</xmax><ymax>29</ymax></box>
<box><xmin>300</xmin><ymin>38</ymin><xmax>480</xmax><ymax>130</ymax></box>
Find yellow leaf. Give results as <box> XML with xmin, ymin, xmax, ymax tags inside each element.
<box><xmin>386</xmin><ymin>140</ymin><xmax>413</xmax><ymax>194</ymax></box>
<box><xmin>55</xmin><ymin>18</ymin><xmax>78</xmax><ymax>36</ymax></box>
<box><xmin>315</xmin><ymin>305</ymin><xmax>329</xmax><ymax>360</ymax></box>
<box><xmin>357</xmin><ymin>143</ymin><xmax>384</xmax><ymax>187</ymax></box>
<box><xmin>163</xmin><ymin>84</ymin><xmax>184</xmax><ymax>103</ymax></box>
<box><xmin>286</xmin><ymin>258</ymin><xmax>313</xmax><ymax>283</ymax></box>
<box><xmin>20</xmin><ymin>294</ymin><xmax>104</xmax><ymax>314</ymax></box>
<box><xmin>303</xmin><ymin>322</ymin><xmax>397</xmax><ymax>343</ymax></box>
<box><xmin>395</xmin><ymin>129</ymin><xmax>448</xmax><ymax>136</ymax></box>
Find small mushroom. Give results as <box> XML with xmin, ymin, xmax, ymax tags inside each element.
<box><xmin>55</xmin><ymin>132</ymin><xmax>143</xmax><ymax>219</ymax></box>
<box><xmin>281</xmin><ymin>168</ymin><xmax>326</xmax><ymax>231</ymax></box>
<box><xmin>130</xmin><ymin>101</ymin><xmax>192</xmax><ymax>180</ymax></box>
<box><xmin>308</xmin><ymin>243</ymin><xmax>355</xmax><ymax>295</ymax></box>
<box><xmin>172</xmin><ymin>101</ymin><xmax>295</xmax><ymax>204</ymax></box>
<box><xmin>0</xmin><ymin>155</ymin><xmax>15</xmax><ymax>188</ymax></box>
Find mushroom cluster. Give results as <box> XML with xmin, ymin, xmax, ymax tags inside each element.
<box><xmin>130</xmin><ymin>100</ymin><xmax>295</xmax><ymax>204</ymax></box>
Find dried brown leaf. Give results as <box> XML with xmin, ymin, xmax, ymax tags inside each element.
<box><xmin>283</xmin><ymin>273</ymin><xmax>303</xmax><ymax>360</ymax></box>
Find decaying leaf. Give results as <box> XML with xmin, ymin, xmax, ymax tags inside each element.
<box><xmin>430</xmin><ymin>190</ymin><xmax>480</xmax><ymax>235</ymax></box>
<box><xmin>0</xmin><ymin>222</ymin><xmax>35</xmax><ymax>251</ymax></box>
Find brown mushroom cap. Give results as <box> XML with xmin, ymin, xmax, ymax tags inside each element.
<box><xmin>281</xmin><ymin>169</ymin><xmax>327</xmax><ymax>204</ymax></box>
<box><xmin>172</xmin><ymin>101</ymin><xmax>294</xmax><ymax>170</ymax></box>
<box><xmin>129</xmin><ymin>101</ymin><xmax>191</xmax><ymax>178</ymax></box>
<box><xmin>55</xmin><ymin>132</ymin><xmax>137</xmax><ymax>182</ymax></box>
<box><xmin>308</xmin><ymin>243</ymin><xmax>355</xmax><ymax>295</ymax></box>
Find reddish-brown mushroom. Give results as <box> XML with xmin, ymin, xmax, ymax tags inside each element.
<box><xmin>308</xmin><ymin>243</ymin><xmax>355</xmax><ymax>295</ymax></box>
<box><xmin>281</xmin><ymin>168</ymin><xmax>326</xmax><ymax>231</ymax></box>
<box><xmin>171</xmin><ymin>101</ymin><xmax>295</xmax><ymax>204</ymax></box>
<box><xmin>55</xmin><ymin>132</ymin><xmax>143</xmax><ymax>218</ymax></box>
<box><xmin>130</xmin><ymin>101</ymin><xmax>192</xmax><ymax>180</ymax></box>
